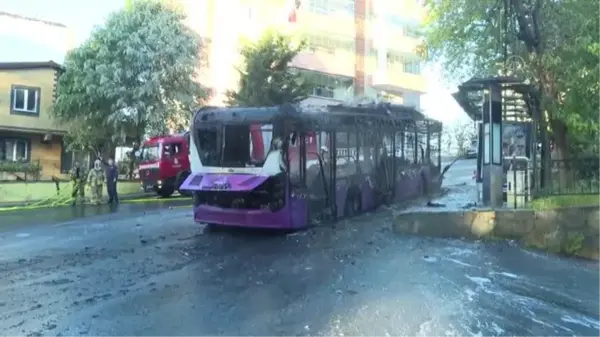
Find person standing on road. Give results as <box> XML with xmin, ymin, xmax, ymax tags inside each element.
<box><xmin>70</xmin><ymin>161</ymin><xmax>86</xmax><ymax>206</ymax></box>
<box><xmin>87</xmin><ymin>159</ymin><xmax>106</xmax><ymax>205</ymax></box>
<box><xmin>106</xmin><ymin>158</ymin><xmax>119</xmax><ymax>204</ymax></box>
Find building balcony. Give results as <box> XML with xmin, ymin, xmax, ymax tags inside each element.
<box><xmin>370</xmin><ymin>67</ymin><xmax>427</xmax><ymax>94</ymax></box>
<box><xmin>297</xmin><ymin>11</ymin><xmax>355</xmax><ymax>39</ymax></box>
<box><xmin>290</xmin><ymin>49</ymin><xmax>355</xmax><ymax>78</ymax></box>
<box><xmin>382</xmin><ymin>32</ymin><xmax>422</xmax><ymax>55</ymax></box>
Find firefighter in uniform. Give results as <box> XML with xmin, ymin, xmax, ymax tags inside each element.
<box><xmin>70</xmin><ymin>161</ymin><xmax>86</xmax><ymax>206</ymax></box>
<box><xmin>87</xmin><ymin>159</ymin><xmax>106</xmax><ymax>205</ymax></box>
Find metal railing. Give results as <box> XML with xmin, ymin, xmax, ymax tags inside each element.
<box><xmin>502</xmin><ymin>157</ymin><xmax>599</xmax><ymax>209</ymax></box>
<box><xmin>537</xmin><ymin>158</ymin><xmax>599</xmax><ymax>196</ymax></box>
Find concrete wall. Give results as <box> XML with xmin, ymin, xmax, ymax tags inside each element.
<box><xmin>395</xmin><ymin>206</ymin><xmax>600</xmax><ymax>260</ymax></box>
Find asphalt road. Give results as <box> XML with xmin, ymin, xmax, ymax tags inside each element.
<box><xmin>0</xmin><ymin>160</ymin><xmax>598</xmax><ymax>336</ymax></box>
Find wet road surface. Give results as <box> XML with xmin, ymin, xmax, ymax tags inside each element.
<box><xmin>0</xmin><ymin>199</ymin><xmax>191</xmax><ymax>230</ymax></box>
<box><xmin>1</xmin><ymin>203</ymin><xmax>598</xmax><ymax>336</ymax></box>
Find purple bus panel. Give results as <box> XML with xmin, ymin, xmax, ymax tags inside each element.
<box><xmin>180</xmin><ymin>173</ymin><xmax>308</xmax><ymax>229</ymax></box>
<box><xmin>179</xmin><ymin>174</ymin><xmax>269</xmax><ymax>192</ymax></box>
<box><xmin>179</xmin><ymin>165</ymin><xmax>439</xmax><ymax>229</ymax></box>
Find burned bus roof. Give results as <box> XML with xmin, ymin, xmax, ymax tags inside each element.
<box><xmin>193</xmin><ymin>105</ymin><xmax>301</xmax><ymax>125</ymax></box>
<box><xmin>192</xmin><ymin>103</ymin><xmax>442</xmax><ymax>131</ymax></box>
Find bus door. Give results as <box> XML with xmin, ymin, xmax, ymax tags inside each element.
<box><xmin>384</xmin><ymin>131</ymin><xmax>397</xmax><ymax>200</ymax></box>
<box><xmin>326</xmin><ymin>131</ymin><xmax>337</xmax><ymax>220</ymax></box>
<box><xmin>297</xmin><ymin>130</ymin><xmax>333</xmax><ymax>221</ymax></box>
<box><xmin>374</xmin><ymin>131</ymin><xmax>392</xmax><ymax>204</ymax></box>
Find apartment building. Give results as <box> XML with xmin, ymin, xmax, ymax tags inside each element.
<box><xmin>0</xmin><ymin>61</ymin><xmax>68</xmax><ymax>180</ymax></box>
<box><xmin>177</xmin><ymin>0</ymin><xmax>427</xmax><ymax>108</ymax></box>
<box><xmin>0</xmin><ymin>12</ymin><xmax>81</xmax><ymax>180</ymax></box>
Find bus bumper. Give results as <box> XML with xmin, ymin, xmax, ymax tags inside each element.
<box><xmin>193</xmin><ymin>204</ymin><xmax>293</xmax><ymax>229</ymax></box>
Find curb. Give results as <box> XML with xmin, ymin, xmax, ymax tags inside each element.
<box><xmin>394</xmin><ymin>206</ymin><xmax>600</xmax><ymax>260</ymax></box>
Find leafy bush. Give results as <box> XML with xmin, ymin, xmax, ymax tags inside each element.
<box><xmin>0</xmin><ymin>160</ymin><xmax>43</xmax><ymax>179</ymax></box>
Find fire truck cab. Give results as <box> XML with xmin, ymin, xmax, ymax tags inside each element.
<box><xmin>137</xmin><ymin>132</ymin><xmax>191</xmax><ymax>197</ymax></box>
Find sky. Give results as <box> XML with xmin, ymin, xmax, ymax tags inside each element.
<box><xmin>0</xmin><ymin>0</ymin><xmax>469</xmax><ymax>125</ymax></box>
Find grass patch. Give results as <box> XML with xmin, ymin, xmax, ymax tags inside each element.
<box><xmin>0</xmin><ymin>180</ymin><xmax>142</xmax><ymax>204</ymax></box>
<box><xmin>0</xmin><ymin>181</ymin><xmax>190</xmax><ymax>213</ymax></box>
<box><xmin>116</xmin><ymin>181</ymin><xmax>143</xmax><ymax>196</ymax></box>
<box><xmin>531</xmin><ymin>195</ymin><xmax>600</xmax><ymax>210</ymax></box>
<box><xmin>0</xmin><ymin>187</ymin><xmax>74</xmax><ymax>212</ymax></box>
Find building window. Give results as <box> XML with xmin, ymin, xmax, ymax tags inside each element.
<box><xmin>387</xmin><ymin>15</ymin><xmax>404</xmax><ymax>29</ymax></box>
<box><xmin>313</xmin><ymin>86</ymin><xmax>335</xmax><ymax>98</ymax></box>
<box><xmin>307</xmin><ymin>0</ymin><xmax>355</xmax><ymax>15</ymax></box>
<box><xmin>305</xmin><ymin>33</ymin><xmax>355</xmax><ymax>54</ymax></box>
<box><xmin>298</xmin><ymin>69</ymin><xmax>354</xmax><ymax>99</ymax></box>
<box><xmin>387</xmin><ymin>52</ymin><xmax>405</xmax><ymax>66</ymax></box>
<box><xmin>10</xmin><ymin>85</ymin><xmax>40</xmax><ymax>115</ymax></box>
<box><xmin>0</xmin><ymin>138</ymin><xmax>30</xmax><ymax>162</ymax></box>
<box><xmin>385</xmin><ymin>14</ymin><xmax>421</xmax><ymax>38</ymax></box>
<box><xmin>244</xmin><ymin>6</ymin><xmax>254</xmax><ymax>20</ymax></box>
<box><xmin>403</xmin><ymin>61</ymin><xmax>421</xmax><ymax>74</ymax></box>
<box><xmin>404</xmin><ymin>25</ymin><xmax>420</xmax><ymax>38</ymax></box>
<box><xmin>61</xmin><ymin>147</ymin><xmax>91</xmax><ymax>173</ymax></box>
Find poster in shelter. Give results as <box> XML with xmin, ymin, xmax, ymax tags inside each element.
<box><xmin>502</xmin><ymin>122</ymin><xmax>530</xmax><ymax>158</ymax></box>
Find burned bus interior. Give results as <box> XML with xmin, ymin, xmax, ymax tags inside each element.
<box><xmin>190</xmin><ymin>103</ymin><xmax>442</xmax><ymax>221</ymax></box>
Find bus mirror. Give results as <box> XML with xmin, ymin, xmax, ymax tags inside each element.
<box><xmin>290</xmin><ymin>132</ymin><xmax>297</xmax><ymax>146</ymax></box>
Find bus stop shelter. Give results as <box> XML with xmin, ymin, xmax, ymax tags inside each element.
<box><xmin>452</xmin><ymin>76</ymin><xmax>539</xmax><ymax>207</ymax></box>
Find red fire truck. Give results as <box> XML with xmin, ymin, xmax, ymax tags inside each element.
<box><xmin>137</xmin><ymin>132</ymin><xmax>191</xmax><ymax>197</ymax></box>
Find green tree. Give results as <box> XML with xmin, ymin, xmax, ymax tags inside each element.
<box><xmin>226</xmin><ymin>30</ymin><xmax>313</xmax><ymax>106</ymax></box>
<box><xmin>447</xmin><ymin>120</ymin><xmax>476</xmax><ymax>156</ymax></box>
<box><xmin>52</xmin><ymin>0</ymin><xmax>206</xmax><ymax>157</ymax></box>
<box><xmin>424</xmin><ymin>0</ymin><xmax>599</xmax><ymax>162</ymax></box>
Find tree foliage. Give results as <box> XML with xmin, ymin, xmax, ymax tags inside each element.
<box><xmin>52</xmin><ymin>0</ymin><xmax>206</xmax><ymax>155</ymax></box>
<box><xmin>443</xmin><ymin>120</ymin><xmax>476</xmax><ymax>156</ymax></box>
<box><xmin>226</xmin><ymin>30</ymin><xmax>313</xmax><ymax>106</ymax></box>
<box><xmin>424</xmin><ymin>0</ymin><xmax>599</xmax><ymax>157</ymax></box>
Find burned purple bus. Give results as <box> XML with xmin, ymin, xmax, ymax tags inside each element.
<box><xmin>179</xmin><ymin>103</ymin><xmax>442</xmax><ymax>229</ymax></box>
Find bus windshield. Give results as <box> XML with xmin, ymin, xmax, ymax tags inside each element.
<box><xmin>197</xmin><ymin>124</ymin><xmax>275</xmax><ymax>168</ymax></box>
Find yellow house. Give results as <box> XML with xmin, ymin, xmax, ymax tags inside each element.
<box><xmin>0</xmin><ymin>61</ymin><xmax>70</xmax><ymax>180</ymax></box>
